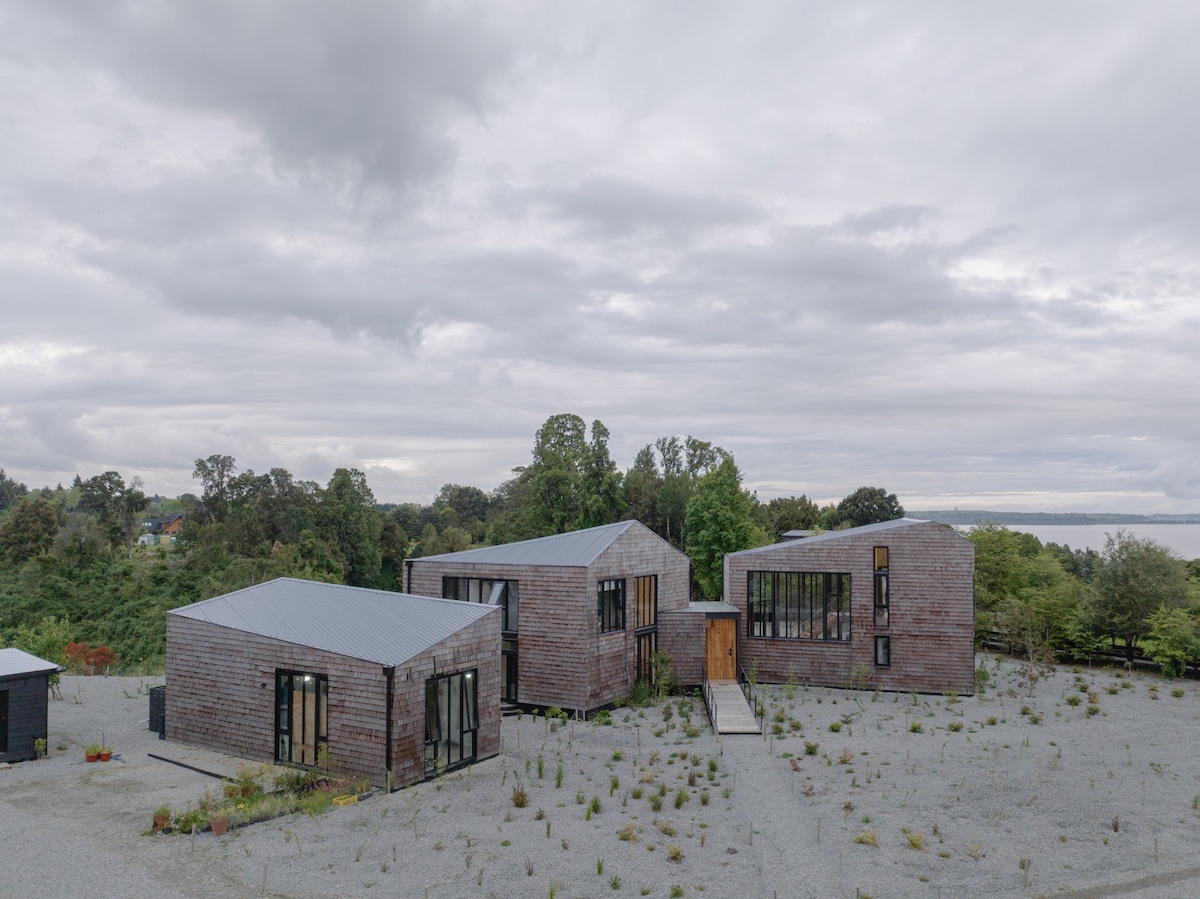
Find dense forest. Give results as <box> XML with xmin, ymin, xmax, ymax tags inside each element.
<box><xmin>2</xmin><ymin>413</ymin><xmax>1197</xmax><ymax>676</ymax></box>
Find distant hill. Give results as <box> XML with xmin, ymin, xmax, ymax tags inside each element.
<box><xmin>908</xmin><ymin>510</ymin><xmax>1200</xmax><ymax>526</ymax></box>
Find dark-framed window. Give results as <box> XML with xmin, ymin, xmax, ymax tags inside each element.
<box><xmin>634</xmin><ymin>575</ymin><xmax>657</xmax><ymax>630</ymax></box>
<box><xmin>275</xmin><ymin>670</ymin><xmax>328</xmax><ymax>767</ymax></box>
<box><xmin>875</xmin><ymin>635</ymin><xmax>891</xmax><ymax>667</ymax></box>
<box><xmin>0</xmin><ymin>689</ymin><xmax>8</xmax><ymax>754</ymax></box>
<box><xmin>874</xmin><ymin>546</ymin><xmax>890</xmax><ymax>628</ymax></box>
<box><xmin>443</xmin><ymin>576</ymin><xmax>518</xmax><ymax>633</ymax></box>
<box><xmin>425</xmin><ymin>669</ymin><xmax>478</xmax><ymax>776</ymax></box>
<box><xmin>598</xmin><ymin>578</ymin><xmax>626</xmax><ymax>633</ymax></box>
<box><xmin>747</xmin><ymin>571</ymin><xmax>850</xmax><ymax>641</ymax></box>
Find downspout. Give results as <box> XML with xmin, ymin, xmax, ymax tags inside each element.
<box><xmin>384</xmin><ymin>666</ymin><xmax>395</xmax><ymax>791</ymax></box>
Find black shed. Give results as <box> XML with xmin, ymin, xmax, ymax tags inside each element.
<box><xmin>0</xmin><ymin>648</ymin><xmax>58</xmax><ymax>763</ymax></box>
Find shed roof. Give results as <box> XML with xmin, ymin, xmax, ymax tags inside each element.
<box><xmin>0</xmin><ymin>647</ymin><xmax>59</xmax><ymax>679</ymax></box>
<box><xmin>168</xmin><ymin>578</ymin><xmax>498</xmax><ymax>667</ymax></box>
<box><xmin>728</xmin><ymin>518</ymin><xmax>952</xmax><ymax>559</ymax></box>
<box><xmin>416</xmin><ymin>520</ymin><xmax>646</xmax><ymax>568</ymax></box>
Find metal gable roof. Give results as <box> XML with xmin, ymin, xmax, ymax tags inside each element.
<box><xmin>168</xmin><ymin>578</ymin><xmax>498</xmax><ymax>667</ymax></box>
<box><xmin>0</xmin><ymin>647</ymin><xmax>59</xmax><ymax>679</ymax></box>
<box><xmin>727</xmin><ymin>518</ymin><xmax>949</xmax><ymax>559</ymax></box>
<box><xmin>416</xmin><ymin>520</ymin><xmax>642</xmax><ymax>568</ymax></box>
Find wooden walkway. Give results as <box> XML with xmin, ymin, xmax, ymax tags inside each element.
<box><xmin>705</xmin><ymin>679</ymin><xmax>761</xmax><ymax>734</ymax></box>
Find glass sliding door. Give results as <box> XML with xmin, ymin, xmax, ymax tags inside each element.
<box><xmin>275</xmin><ymin>671</ymin><xmax>328</xmax><ymax>766</ymax></box>
<box><xmin>424</xmin><ymin>669</ymin><xmax>478</xmax><ymax>777</ymax></box>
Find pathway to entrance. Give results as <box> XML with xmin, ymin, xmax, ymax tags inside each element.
<box><xmin>705</xmin><ymin>679</ymin><xmax>761</xmax><ymax>734</ymax></box>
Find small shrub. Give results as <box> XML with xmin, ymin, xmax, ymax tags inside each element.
<box><xmin>1172</xmin><ymin>688</ymin><xmax>1185</xmax><ymax>699</ymax></box>
<box><xmin>909</xmin><ymin>722</ymin><xmax>923</xmax><ymax>734</ymax></box>
<box><xmin>947</xmin><ymin>722</ymin><xmax>963</xmax><ymax>732</ymax></box>
<box><xmin>617</xmin><ymin>823</ymin><xmax>639</xmax><ymax>842</ymax></box>
<box><xmin>666</xmin><ymin>844</ymin><xmax>683</xmax><ymax>863</ymax></box>
<box><xmin>804</xmin><ymin>741</ymin><xmax>820</xmax><ymax>756</ymax></box>
<box><xmin>512</xmin><ymin>785</ymin><xmax>529</xmax><ymax>808</ymax></box>
<box><xmin>1065</xmin><ymin>695</ymin><xmax>1082</xmax><ymax>707</ymax></box>
<box><xmin>829</xmin><ymin>722</ymin><xmax>842</xmax><ymax>733</ymax></box>
<box><xmin>853</xmin><ymin>830</ymin><xmax>879</xmax><ymax>847</ymax></box>
<box><xmin>903</xmin><ymin>829</ymin><xmax>927</xmax><ymax>852</ymax></box>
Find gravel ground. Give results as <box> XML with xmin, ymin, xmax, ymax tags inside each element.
<box><xmin>3</xmin><ymin>659</ymin><xmax>1200</xmax><ymax>898</ymax></box>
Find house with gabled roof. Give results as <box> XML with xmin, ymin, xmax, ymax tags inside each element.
<box><xmin>406</xmin><ymin>520</ymin><xmax>690</xmax><ymax>714</ymax></box>
<box><xmin>143</xmin><ymin>510</ymin><xmax>185</xmax><ymax>536</ymax></box>
<box><xmin>723</xmin><ymin>518</ymin><xmax>975</xmax><ymax>695</ymax></box>
<box><xmin>0</xmin><ymin>648</ymin><xmax>59</xmax><ymax>764</ymax></box>
<box><xmin>165</xmin><ymin>578</ymin><xmax>500</xmax><ymax>787</ymax></box>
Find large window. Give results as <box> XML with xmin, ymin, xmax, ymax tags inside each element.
<box><xmin>747</xmin><ymin>571</ymin><xmax>850</xmax><ymax>641</ymax></box>
<box><xmin>275</xmin><ymin>671</ymin><xmax>328</xmax><ymax>767</ymax></box>
<box><xmin>425</xmin><ymin>669</ymin><xmax>478</xmax><ymax>776</ymax></box>
<box><xmin>597</xmin><ymin>579</ymin><xmax>626</xmax><ymax>633</ymax></box>
<box><xmin>443</xmin><ymin>577</ymin><xmax>518</xmax><ymax>633</ymax></box>
<box><xmin>634</xmin><ymin>575</ymin><xmax>657</xmax><ymax>630</ymax></box>
<box><xmin>875</xmin><ymin>635</ymin><xmax>891</xmax><ymax>667</ymax></box>
<box><xmin>874</xmin><ymin>547</ymin><xmax>890</xmax><ymax>628</ymax></box>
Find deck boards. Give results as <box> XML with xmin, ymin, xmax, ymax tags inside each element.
<box><xmin>706</xmin><ymin>679</ymin><xmax>761</xmax><ymax>734</ymax></box>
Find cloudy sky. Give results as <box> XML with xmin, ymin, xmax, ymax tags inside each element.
<box><xmin>2</xmin><ymin>2</ymin><xmax>1198</xmax><ymax>513</ymax></box>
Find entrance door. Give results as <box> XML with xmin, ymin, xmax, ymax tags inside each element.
<box><xmin>705</xmin><ymin>618</ymin><xmax>736</xmax><ymax>680</ymax></box>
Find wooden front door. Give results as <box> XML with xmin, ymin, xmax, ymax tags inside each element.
<box><xmin>705</xmin><ymin>618</ymin><xmax>736</xmax><ymax>681</ymax></box>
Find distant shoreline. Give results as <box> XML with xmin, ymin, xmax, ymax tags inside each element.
<box><xmin>909</xmin><ymin>510</ymin><xmax>1200</xmax><ymax>526</ymax></box>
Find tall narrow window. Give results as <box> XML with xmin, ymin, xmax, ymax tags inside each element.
<box><xmin>597</xmin><ymin>579</ymin><xmax>626</xmax><ymax>633</ymax></box>
<box><xmin>873</xmin><ymin>546</ymin><xmax>890</xmax><ymax>628</ymax></box>
<box><xmin>634</xmin><ymin>575</ymin><xmax>658</xmax><ymax>685</ymax></box>
<box><xmin>0</xmin><ymin>689</ymin><xmax>8</xmax><ymax>754</ymax></box>
<box><xmin>275</xmin><ymin>671</ymin><xmax>328</xmax><ymax>766</ymax></box>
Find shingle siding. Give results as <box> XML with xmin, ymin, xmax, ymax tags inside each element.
<box><xmin>408</xmin><ymin>521</ymin><xmax>691</xmax><ymax>713</ymax></box>
<box><xmin>723</xmin><ymin>520</ymin><xmax>975</xmax><ymax>695</ymax></box>
<box><xmin>165</xmin><ymin>595</ymin><xmax>500</xmax><ymax>789</ymax></box>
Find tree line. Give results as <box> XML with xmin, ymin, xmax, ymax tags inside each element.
<box><xmin>25</xmin><ymin>414</ymin><xmax>1200</xmax><ymax>678</ymax></box>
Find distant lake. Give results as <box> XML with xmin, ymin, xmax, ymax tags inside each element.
<box><xmin>955</xmin><ymin>523</ymin><xmax>1200</xmax><ymax>560</ymax></box>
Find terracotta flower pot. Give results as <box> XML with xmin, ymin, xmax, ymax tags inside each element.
<box><xmin>210</xmin><ymin>818</ymin><xmax>230</xmax><ymax>836</ymax></box>
<box><xmin>98</xmin><ymin>750</ymin><xmax>113</xmax><ymax>762</ymax></box>
<box><xmin>152</xmin><ymin>814</ymin><xmax>170</xmax><ymax>832</ymax></box>
<box><xmin>85</xmin><ymin>752</ymin><xmax>99</xmax><ymax>763</ymax></box>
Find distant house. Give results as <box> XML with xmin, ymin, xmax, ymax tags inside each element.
<box><xmin>0</xmin><ymin>648</ymin><xmax>58</xmax><ymax>764</ymax></box>
<box><xmin>165</xmin><ymin>579</ymin><xmax>500</xmax><ymax>787</ymax></box>
<box><xmin>406</xmin><ymin>521</ymin><xmax>691</xmax><ymax>714</ymax></box>
<box><xmin>143</xmin><ymin>511</ymin><xmax>184</xmax><ymax>536</ymax></box>
<box><xmin>723</xmin><ymin>519</ymin><xmax>975</xmax><ymax>695</ymax></box>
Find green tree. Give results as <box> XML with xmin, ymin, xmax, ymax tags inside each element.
<box><xmin>824</xmin><ymin>486</ymin><xmax>904</xmax><ymax>529</ymax></box>
<box><xmin>578</xmin><ymin>420</ymin><xmax>625</xmax><ymax>529</ymax></box>
<box><xmin>0</xmin><ymin>467</ymin><xmax>28</xmax><ymax>513</ymax></box>
<box><xmin>1140</xmin><ymin>606</ymin><xmax>1200</xmax><ymax>677</ymax></box>
<box><xmin>1088</xmin><ymin>531</ymin><xmax>1190</xmax><ymax>662</ymax></box>
<box><xmin>192</xmin><ymin>454</ymin><xmax>237</xmax><ymax>525</ymax></box>
<box><xmin>320</xmin><ymin>468</ymin><xmax>383</xmax><ymax>588</ymax></box>
<box><xmin>0</xmin><ymin>497</ymin><xmax>59</xmax><ymax>564</ymax></box>
<box><xmin>765</xmin><ymin>495</ymin><xmax>820</xmax><ymax>539</ymax></box>
<box><xmin>685</xmin><ymin>457</ymin><xmax>767</xmax><ymax>599</ymax></box>
<box><xmin>77</xmin><ymin>471</ymin><xmax>150</xmax><ymax>555</ymax></box>
<box><xmin>623</xmin><ymin>444</ymin><xmax>663</xmax><ymax>532</ymax></box>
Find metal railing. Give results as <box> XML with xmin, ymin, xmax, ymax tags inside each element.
<box><xmin>737</xmin><ymin>665</ymin><xmax>765</xmax><ymax>731</ymax></box>
<box><xmin>702</xmin><ymin>678</ymin><xmax>719</xmax><ymax>734</ymax></box>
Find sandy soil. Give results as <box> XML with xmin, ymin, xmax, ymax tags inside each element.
<box><xmin>2</xmin><ymin>658</ymin><xmax>1199</xmax><ymax>898</ymax></box>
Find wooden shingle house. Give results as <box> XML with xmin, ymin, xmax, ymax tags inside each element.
<box><xmin>0</xmin><ymin>648</ymin><xmax>58</xmax><ymax>764</ymax></box>
<box><xmin>165</xmin><ymin>579</ymin><xmax>500</xmax><ymax>787</ymax></box>
<box><xmin>723</xmin><ymin>518</ymin><xmax>975</xmax><ymax>694</ymax></box>
<box><xmin>406</xmin><ymin>520</ymin><xmax>691</xmax><ymax>714</ymax></box>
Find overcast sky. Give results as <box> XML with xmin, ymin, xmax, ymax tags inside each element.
<box><xmin>2</xmin><ymin>2</ymin><xmax>1198</xmax><ymax>513</ymax></box>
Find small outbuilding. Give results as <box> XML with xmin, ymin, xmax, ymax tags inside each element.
<box><xmin>0</xmin><ymin>647</ymin><xmax>58</xmax><ymax>764</ymax></box>
<box><xmin>723</xmin><ymin>518</ymin><xmax>975</xmax><ymax>694</ymax></box>
<box><xmin>407</xmin><ymin>520</ymin><xmax>691</xmax><ymax>714</ymax></box>
<box><xmin>165</xmin><ymin>578</ymin><xmax>500</xmax><ymax>788</ymax></box>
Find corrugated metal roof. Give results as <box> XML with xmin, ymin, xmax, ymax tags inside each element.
<box><xmin>417</xmin><ymin>520</ymin><xmax>641</xmax><ymax>568</ymax></box>
<box><xmin>0</xmin><ymin>647</ymin><xmax>59</xmax><ymax>678</ymax></box>
<box><xmin>168</xmin><ymin>578</ymin><xmax>498</xmax><ymax>667</ymax></box>
<box><xmin>728</xmin><ymin>518</ymin><xmax>945</xmax><ymax>558</ymax></box>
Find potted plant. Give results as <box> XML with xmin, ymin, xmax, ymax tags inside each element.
<box><xmin>209</xmin><ymin>808</ymin><xmax>232</xmax><ymax>836</ymax></box>
<box><xmin>152</xmin><ymin>805</ymin><xmax>172</xmax><ymax>832</ymax></box>
<box><xmin>97</xmin><ymin>746</ymin><xmax>114</xmax><ymax>762</ymax></box>
<box><xmin>85</xmin><ymin>744</ymin><xmax>101</xmax><ymax>763</ymax></box>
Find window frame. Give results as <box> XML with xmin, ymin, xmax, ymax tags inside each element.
<box><xmin>873</xmin><ymin>546</ymin><xmax>890</xmax><ymax>628</ymax></box>
<box><xmin>443</xmin><ymin>576</ymin><xmax>518</xmax><ymax>634</ymax></box>
<box><xmin>746</xmin><ymin>570</ymin><xmax>851</xmax><ymax>641</ymax></box>
<box><xmin>597</xmin><ymin>578</ymin><xmax>626</xmax><ymax>634</ymax></box>
<box><xmin>874</xmin><ymin>635</ymin><xmax>891</xmax><ymax>667</ymax></box>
